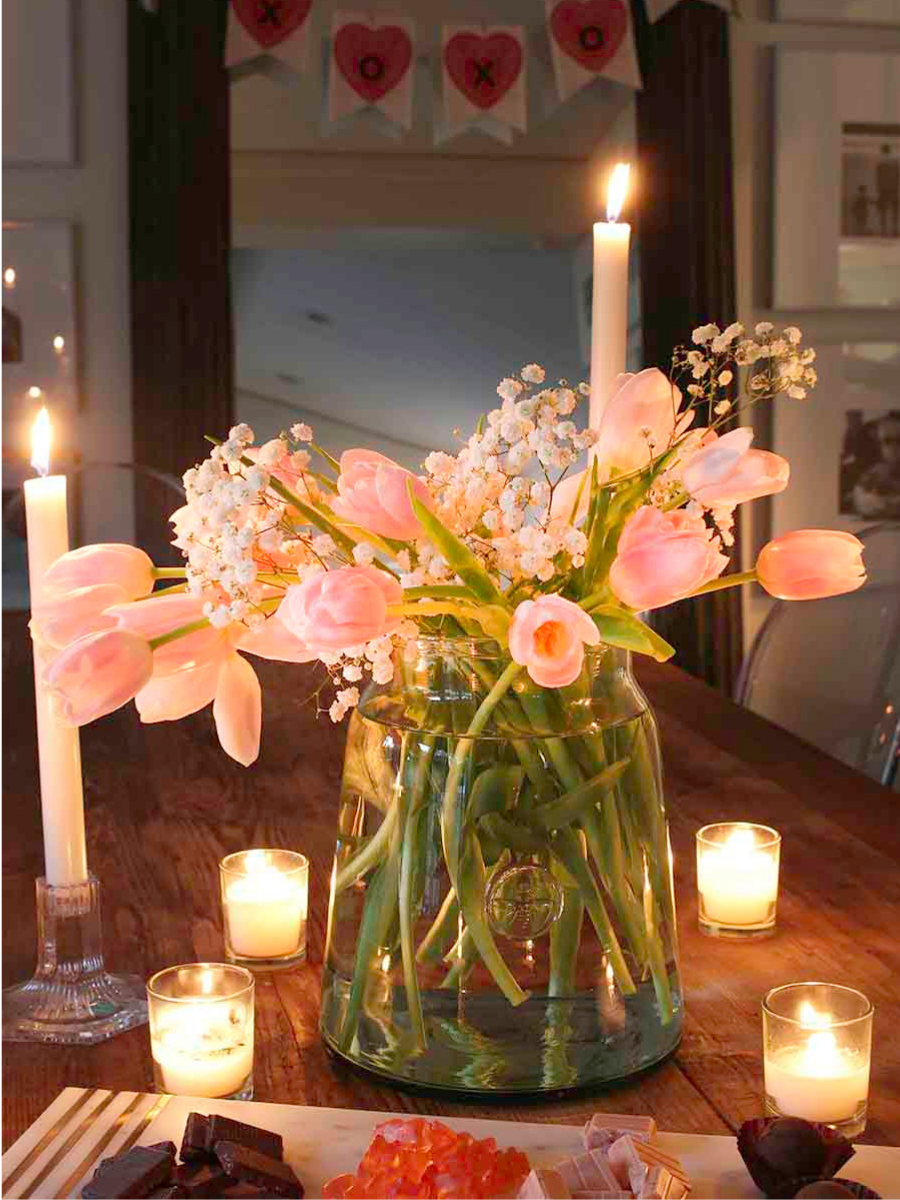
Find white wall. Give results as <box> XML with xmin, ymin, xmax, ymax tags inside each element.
<box><xmin>3</xmin><ymin>0</ymin><xmax>133</xmax><ymax>545</ymax></box>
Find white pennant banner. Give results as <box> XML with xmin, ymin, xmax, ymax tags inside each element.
<box><xmin>438</xmin><ymin>24</ymin><xmax>527</xmax><ymax>145</ymax></box>
<box><xmin>546</xmin><ymin>0</ymin><xmax>641</xmax><ymax>104</ymax></box>
<box><xmin>326</xmin><ymin>11</ymin><xmax>415</xmax><ymax>138</ymax></box>
<box><xmin>225</xmin><ymin>0</ymin><xmax>313</xmax><ymax>72</ymax></box>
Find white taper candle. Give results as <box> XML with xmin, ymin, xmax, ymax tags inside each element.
<box><xmin>589</xmin><ymin>163</ymin><xmax>631</xmax><ymax>430</ymax></box>
<box><xmin>24</xmin><ymin>407</ymin><xmax>88</xmax><ymax>887</ymax></box>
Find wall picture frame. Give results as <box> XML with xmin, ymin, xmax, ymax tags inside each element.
<box><xmin>2</xmin><ymin>0</ymin><xmax>76</xmax><ymax>166</ymax></box>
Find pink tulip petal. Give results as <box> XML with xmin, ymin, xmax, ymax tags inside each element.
<box><xmin>213</xmin><ymin>654</ymin><xmax>262</xmax><ymax>766</ymax></box>
<box><xmin>136</xmin><ymin>658</ymin><xmax>221</xmax><ymax>722</ymax></box>
<box><xmin>237</xmin><ymin>617</ymin><xmax>317</xmax><ymax>663</ymax></box>
<box><xmin>44</xmin><ymin>629</ymin><xmax>153</xmax><ymax>725</ymax></box>
<box><xmin>34</xmin><ymin>583</ymin><xmax>130</xmax><ymax>649</ymax></box>
<box><xmin>43</xmin><ymin>543</ymin><xmax>155</xmax><ymax>601</ymax></box>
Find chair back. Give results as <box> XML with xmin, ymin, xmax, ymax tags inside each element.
<box><xmin>737</xmin><ymin>524</ymin><xmax>900</xmax><ymax>789</ymax></box>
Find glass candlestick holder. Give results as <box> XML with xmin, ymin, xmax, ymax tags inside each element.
<box><xmin>147</xmin><ymin>963</ymin><xmax>254</xmax><ymax>1100</ymax></box>
<box><xmin>763</xmin><ymin>981</ymin><xmax>873</xmax><ymax>1139</ymax></box>
<box><xmin>2</xmin><ymin>875</ymin><xmax>148</xmax><ymax>1044</ymax></box>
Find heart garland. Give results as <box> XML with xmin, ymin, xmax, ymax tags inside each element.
<box><xmin>443</xmin><ymin>32</ymin><xmax>524</xmax><ymax>111</ymax></box>
<box><xmin>231</xmin><ymin>0</ymin><xmax>313</xmax><ymax>51</ymax></box>
<box><xmin>333</xmin><ymin>23</ymin><xmax>413</xmax><ymax>104</ymax></box>
<box><xmin>548</xmin><ymin>0</ymin><xmax>628</xmax><ymax>73</ymax></box>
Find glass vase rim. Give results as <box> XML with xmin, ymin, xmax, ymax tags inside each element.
<box><xmin>147</xmin><ymin>962</ymin><xmax>255</xmax><ymax>1004</ymax></box>
<box><xmin>400</xmin><ymin>634</ymin><xmax>617</xmax><ymax>660</ymax></box>
<box><xmin>762</xmin><ymin>981</ymin><xmax>874</xmax><ymax>1027</ymax></box>
<box><xmin>219</xmin><ymin>848</ymin><xmax>309</xmax><ymax>880</ymax></box>
<box><xmin>696</xmin><ymin>821</ymin><xmax>781</xmax><ymax>850</ymax></box>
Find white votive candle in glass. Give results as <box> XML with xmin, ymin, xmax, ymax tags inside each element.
<box><xmin>147</xmin><ymin>963</ymin><xmax>254</xmax><ymax>1100</ymax></box>
<box><xmin>696</xmin><ymin>822</ymin><xmax>781</xmax><ymax>939</ymax></box>
<box><xmin>220</xmin><ymin>849</ymin><xmax>308</xmax><ymax>968</ymax></box>
<box><xmin>763</xmin><ymin>982</ymin><xmax>873</xmax><ymax>1138</ymax></box>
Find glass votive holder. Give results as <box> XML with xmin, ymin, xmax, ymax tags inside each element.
<box><xmin>696</xmin><ymin>822</ymin><xmax>781</xmax><ymax>939</ymax></box>
<box><xmin>147</xmin><ymin>963</ymin><xmax>254</xmax><ymax>1100</ymax></box>
<box><xmin>763</xmin><ymin>981</ymin><xmax>873</xmax><ymax>1138</ymax></box>
<box><xmin>219</xmin><ymin>848</ymin><xmax>309</xmax><ymax>970</ymax></box>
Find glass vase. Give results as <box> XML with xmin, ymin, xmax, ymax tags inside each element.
<box><xmin>321</xmin><ymin>637</ymin><xmax>683</xmax><ymax>1094</ymax></box>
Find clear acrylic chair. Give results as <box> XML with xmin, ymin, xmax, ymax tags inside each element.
<box><xmin>736</xmin><ymin>524</ymin><xmax>900</xmax><ymax>790</ymax></box>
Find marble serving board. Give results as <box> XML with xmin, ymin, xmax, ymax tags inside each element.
<box><xmin>3</xmin><ymin>1088</ymin><xmax>900</xmax><ymax>1200</ymax></box>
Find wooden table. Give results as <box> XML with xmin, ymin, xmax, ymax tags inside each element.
<box><xmin>4</xmin><ymin>610</ymin><xmax>899</xmax><ymax>1150</ymax></box>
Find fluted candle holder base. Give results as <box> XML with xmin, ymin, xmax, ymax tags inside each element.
<box><xmin>2</xmin><ymin>875</ymin><xmax>148</xmax><ymax>1045</ymax></box>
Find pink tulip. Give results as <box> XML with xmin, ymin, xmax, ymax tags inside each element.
<box><xmin>757</xmin><ymin>529</ymin><xmax>866</xmax><ymax>600</ymax></box>
<box><xmin>105</xmin><ymin>593</ymin><xmax>230</xmax><ymax>676</ymax></box>
<box><xmin>236</xmin><ymin>615</ymin><xmax>317</xmax><ymax>663</ymax></box>
<box><xmin>508</xmin><ymin>594</ymin><xmax>600</xmax><ymax>688</ymax></box>
<box><xmin>136</xmin><ymin>657</ymin><xmax>222</xmax><ymax>723</ymax></box>
<box><xmin>609</xmin><ymin>506</ymin><xmax>728</xmax><ymax>611</ymax></box>
<box><xmin>278</xmin><ymin>565</ymin><xmax>402</xmax><ymax>652</ymax></box>
<box><xmin>594</xmin><ymin>369</ymin><xmax>693</xmax><ymax>477</ymax></box>
<box><xmin>42</xmin><ymin>544</ymin><xmax>155</xmax><ymax>601</ymax></box>
<box><xmin>681</xmin><ymin>428</ymin><xmax>790</xmax><ymax>506</ymax></box>
<box><xmin>32</xmin><ymin>582</ymin><xmax>130</xmax><ymax>649</ymax></box>
<box><xmin>213</xmin><ymin>654</ymin><xmax>262</xmax><ymax>766</ymax></box>
<box><xmin>331</xmin><ymin>449</ymin><xmax>432</xmax><ymax>540</ymax></box>
<box><xmin>44</xmin><ymin>629</ymin><xmax>153</xmax><ymax>725</ymax></box>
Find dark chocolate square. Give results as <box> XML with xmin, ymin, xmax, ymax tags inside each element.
<box><xmin>81</xmin><ymin>1146</ymin><xmax>174</xmax><ymax>1198</ymax></box>
<box><xmin>207</xmin><ymin>1115</ymin><xmax>284</xmax><ymax>1161</ymax></box>
<box><xmin>180</xmin><ymin>1113</ymin><xmax>214</xmax><ymax>1163</ymax></box>
<box><xmin>213</xmin><ymin>1141</ymin><xmax>302</xmax><ymax>1198</ymax></box>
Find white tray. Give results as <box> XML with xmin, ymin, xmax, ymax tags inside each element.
<box><xmin>3</xmin><ymin>1088</ymin><xmax>899</xmax><ymax>1199</ymax></box>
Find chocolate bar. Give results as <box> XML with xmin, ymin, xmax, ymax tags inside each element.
<box><xmin>207</xmin><ymin>1115</ymin><xmax>284</xmax><ymax>1162</ymax></box>
<box><xmin>180</xmin><ymin>1114</ymin><xmax>213</xmax><ymax>1162</ymax></box>
<box><xmin>174</xmin><ymin>1160</ymin><xmax>230</xmax><ymax>1198</ymax></box>
<box><xmin>146</xmin><ymin>1142</ymin><xmax>178</xmax><ymax>1159</ymax></box>
<box><xmin>81</xmin><ymin>1146</ymin><xmax>175</xmax><ymax>1198</ymax></box>
<box><xmin>517</xmin><ymin>1167</ymin><xmax>572</xmax><ymax>1198</ymax></box>
<box><xmin>583</xmin><ymin>1113</ymin><xmax>658</xmax><ymax>1152</ymax></box>
<box><xmin>556</xmin><ymin>1149</ymin><xmax>620</xmax><ymax>1193</ymax></box>
<box><xmin>214</xmin><ymin>1141</ymin><xmax>303</xmax><ymax>1198</ymax></box>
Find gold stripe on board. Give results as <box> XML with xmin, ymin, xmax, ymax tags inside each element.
<box><xmin>57</xmin><ymin>1092</ymin><xmax>171</xmax><ymax>1199</ymax></box>
<box><xmin>19</xmin><ymin>1091</ymin><xmax>117</xmax><ymax>1200</ymax></box>
<box><xmin>2</xmin><ymin>1089</ymin><xmax>99</xmax><ymax>1192</ymax></box>
<box><xmin>56</xmin><ymin>1092</ymin><xmax>157</xmax><ymax>1200</ymax></box>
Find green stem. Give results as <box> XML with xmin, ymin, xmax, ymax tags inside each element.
<box><xmin>148</xmin><ymin>617</ymin><xmax>210</xmax><ymax>651</ymax></box>
<box><xmin>153</xmin><ymin>567</ymin><xmax>187</xmax><ymax>578</ymax></box>
<box><xmin>333</xmin><ymin>803</ymin><xmax>399</xmax><ymax>893</ymax></box>
<box><xmin>398</xmin><ymin>735</ymin><xmax>435</xmax><ymax>1054</ymax></box>
<box><xmin>687</xmin><ymin>568</ymin><xmax>757</xmax><ymax>596</ymax></box>
<box><xmin>416</xmin><ymin>889</ymin><xmax>458</xmax><ymax>963</ymax></box>
<box><xmin>142</xmin><ymin>582</ymin><xmax>188</xmax><ymax>600</ymax></box>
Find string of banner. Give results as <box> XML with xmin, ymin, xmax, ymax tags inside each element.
<box><xmin>226</xmin><ymin>0</ymin><xmax>733</xmax><ymax>143</ymax></box>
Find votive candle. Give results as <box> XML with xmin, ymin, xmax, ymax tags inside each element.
<box><xmin>696</xmin><ymin>822</ymin><xmax>780</xmax><ymax>938</ymax></box>
<box><xmin>763</xmin><ymin>982</ymin><xmax>873</xmax><ymax>1138</ymax></box>
<box><xmin>220</xmin><ymin>849</ymin><xmax>308</xmax><ymax>967</ymax></box>
<box><xmin>147</xmin><ymin>963</ymin><xmax>254</xmax><ymax>1100</ymax></box>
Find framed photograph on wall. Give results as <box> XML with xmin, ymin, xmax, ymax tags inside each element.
<box><xmin>773</xmin><ymin>49</ymin><xmax>900</xmax><ymax>309</ymax></box>
<box><xmin>770</xmin><ymin>341</ymin><xmax>900</xmax><ymax>540</ymax></box>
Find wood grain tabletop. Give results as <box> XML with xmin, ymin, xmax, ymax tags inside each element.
<box><xmin>3</xmin><ymin>611</ymin><xmax>899</xmax><ymax>1151</ymax></box>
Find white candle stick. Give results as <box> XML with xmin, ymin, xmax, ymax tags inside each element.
<box><xmin>24</xmin><ymin>407</ymin><xmax>88</xmax><ymax>888</ymax></box>
<box><xmin>589</xmin><ymin>163</ymin><xmax>631</xmax><ymax>429</ymax></box>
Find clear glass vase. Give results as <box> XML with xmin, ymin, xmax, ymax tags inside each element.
<box><xmin>321</xmin><ymin>637</ymin><xmax>683</xmax><ymax>1094</ymax></box>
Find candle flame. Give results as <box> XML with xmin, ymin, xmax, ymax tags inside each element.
<box><xmin>245</xmin><ymin>848</ymin><xmax>269</xmax><ymax>874</ymax></box>
<box><xmin>31</xmin><ymin>406</ymin><xmax>52</xmax><ymax>477</ymax></box>
<box><xmin>724</xmin><ymin>827</ymin><xmax>757</xmax><ymax>856</ymax></box>
<box><xmin>199</xmin><ymin>968</ymin><xmax>215</xmax><ymax>995</ymax></box>
<box><xmin>606</xmin><ymin>163</ymin><xmax>631</xmax><ymax>223</ymax></box>
<box><xmin>799</xmin><ymin>1001</ymin><xmax>832</xmax><ymax>1030</ymax></box>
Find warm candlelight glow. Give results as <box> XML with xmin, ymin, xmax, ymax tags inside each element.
<box><xmin>4</xmin><ymin>266</ymin><xmax>16</xmax><ymax>288</ymax></box>
<box><xmin>606</xmin><ymin>162</ymin><xmax>631</xmax><ymax>223</ymax></box>
<box><xmin>29</xmin><ymin>385</ymin><xmax>43</xmax><ymax>399</ymax></box>
<box><xmin>31</xmin><ymin>406</ymin><xmax>52</xmax><ymax>477</ymax></box>
<box><xmin>697</xmin><ymin>822</ymin><xmax>781</xmax><ymax>936</ymax></box>
<box><xmin>52</xmin><ymin>334</ymin><xmax>66</xmax><ymax>353</ymax></box>
<box><xmin>220</xmin><ymin>848</ymin><xmax>308</xmax><ymax>964</ymax></box>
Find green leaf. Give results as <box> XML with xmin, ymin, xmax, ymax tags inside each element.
<box><xmin>311</xmin><ymin>442</ymin><xmax>341</xmax><ymax>474</ymax></box>
<box><xmin>468</xmin><ymin>766</ymin><xmax>525</xmax><ymax>820</ymax></box>
<box><xmin>407</xmin><ymin>483</ymin><xmax>507</xmax><ymax>607</ymax></box>
<box><xmin>590</xmin><ymin>607</ymin><xmax>676</xmax><ymax>662</ymax></box>
<box><xmin>527</xmin><ymin>760</ymin><xmax>628</xmax><ymax>831</ymax></box>
<box><xmin>478</xmin><ymin>812</ymin><xmax>549</xmax><ymax>856</ymax></box>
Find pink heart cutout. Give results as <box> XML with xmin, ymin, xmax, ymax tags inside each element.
<box><xmin>443</xmin><ymin>32</ymin><xmax>523</xmax><ymax>112</ymax></box>
<box><xmin>549</xmin><ymin>0</ymin><xmax>627</xmax><ymax>73</ymax></box>
<box><xmin>333</xmin><ymin>23</ymin><xmax>413</xmax><ymax>104</ymax></box>
<box><xmin>232</xmin><ymin>0</ymin><xmax>312</xmax><ymax>51</ymax></box>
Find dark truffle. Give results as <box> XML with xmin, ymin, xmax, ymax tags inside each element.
<box><xmin>738</xmin><ymin>1117</ymin><xmax>855</xmax><ymax>1199</ymax></box>
<box><xmin>790</xmin><ymin>1179</ymin><xmax>881</xmax><ymax>1199</ymax></box>
<box><xmin>794</xmin><ymin>1185</ymin><xmax>855</xmax><ymax>1199</ymax></box>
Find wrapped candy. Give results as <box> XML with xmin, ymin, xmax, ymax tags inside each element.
<box><xmin>582</xmin><ymin>1114</ymin><xmax>658</xmax><ymax>1154</ymax></box>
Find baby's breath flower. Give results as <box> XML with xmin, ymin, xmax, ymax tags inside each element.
<box><xmin>692</xmin><ymin>323</ymin><xmax>719</xmax><ymax>345</ymax></box>
<box><xmin>521</xmin><ymin>363</ymin><xmax>545</xmax><ymax>384</ymax></box>
<box><xmin>290</xmin><ymin>422</ymin><xmax>313</xmax><ymax>442</ymax></box>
